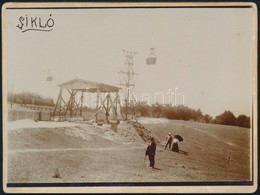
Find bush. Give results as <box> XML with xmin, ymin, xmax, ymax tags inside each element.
<box><xmin>236</xmin><ymin>114</ymin><xmax>250</xmax><ymax>128</ymax></box>
<box><xmin>204</xmin><ymin>114</ymin><xmax>213</xmax><ymax>123</ymax></box>
<box><xmin>127</xmin><ymin>103</ymin><xmax>207</xmax><ymax>122</ymax></box>
<box><xmin>118</xmin><ymin>101</ymin><xmax>250</xmax><ymax>128</ymax></box>
<box><xmin>215</xmin><ymin>110</ymin><xmax>236</xmax><ymax>126</ymax></box>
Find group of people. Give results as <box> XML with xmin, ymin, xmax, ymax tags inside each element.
<box><xmin>165</xmin><ymin>133</ymin><xmax>179</xmax><ymax>152</ymax></box>
<box><xmin>145</xmin><ymin>133</ymin><xmax>180</xmax><ymax>169</ymax></box>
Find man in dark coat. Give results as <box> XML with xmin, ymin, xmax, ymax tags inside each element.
<box><xmin>148</xmin><ymin>137</ymin><xmax>156</xmax><ymax>168</ymax></box>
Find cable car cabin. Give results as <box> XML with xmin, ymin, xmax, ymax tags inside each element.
<box><xmin>146</xmin><ymin>57</ymin><xmax>157</xmax><ymax>65</ymax></box>
<box><xmin>146</xmin><ymin>48</ymin><xmax>157</xmax><ymax>65</ymax></box>
<box><xmin>46</xmin><ymin>76</ymin><xmax>53</xmax><ymax>81</ymax></box>
<box><xmin>46</xmin><ymin>69</ymin><xmax>53</xmax><ymax>81</ymax></box>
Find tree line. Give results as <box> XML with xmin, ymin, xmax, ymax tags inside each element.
<box><xmin>8</xmin><ymin>91</ymin><xmax>250</xmax><ymax>128</ymax></box>
<box><xmin>8</xmin><ymin>91</ymin><xmax>55</xmax><ymax>107</ymax></box>
<box><xmin>125</xmin><ymin>102</ymin><xmax>250</xmax><ymax>128</ymax></box>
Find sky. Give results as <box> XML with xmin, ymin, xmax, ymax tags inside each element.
<box><xmin>4</xmin><ymin>6</ymin><xmax>255</xmax><ymax>117</ymax></box>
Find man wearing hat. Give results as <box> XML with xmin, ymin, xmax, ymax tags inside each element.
<box><xmin>165</xmin><ymin>133</ymin><xmax>173</xmax><ymax>150</ymax></box>
<box><xmin>148</xmin><ymin>137</ymin><xmax>156</xmax><ymax>168</ymax></box>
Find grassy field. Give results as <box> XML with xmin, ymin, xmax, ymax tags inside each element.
<box><xmin>145</xmin><ymin>119</ymin><xmax>251</xmax><ymax>181</ymax></box>
<box><xmin>7</xmin><ymin>118</ymin><xmax>251</xmax><ymax>183</ymax></box>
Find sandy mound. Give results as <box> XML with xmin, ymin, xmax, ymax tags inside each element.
<box><xmin>7</xmin><ymin>119</ymin><xmax>163</xmax><ymax>145</ymax></box>
<box><xmin>128</xmin><ymin>120</ymin><xmax>161</xmax><ymax>144</ymax></box>
<box><xmin>116</xmin><ymin>122</ymin><xmax>145</xmax><ymax>144</ymax></box>
<box><xmin>8</xmin><ymin>120</ymin><xmax>151</xmax><ymax>151</ymax></box>
<box><xmin>7</xmin><ymin>118</ymin><xmax>165</xmax><ymax>152</ymax></box>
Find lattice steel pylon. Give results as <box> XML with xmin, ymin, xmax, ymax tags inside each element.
<box><xmin>118</xmin><ymin>49</ymin><xmax>138</xmax><ymax>120</ymax></box>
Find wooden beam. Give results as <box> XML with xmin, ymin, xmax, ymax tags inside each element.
<box><xmin>96</xmin><ymin>86</ymin><xmax>100</xmax><ymax>123</ymax></box>
<box><xmin>105</xmin><ymin>94</ymin><xmax>110</xmax><ymax>122</ymax></box>
<box><xmin>52</xmin><ymin>88</ymin><xmax>62</xmax><ymax>117</ymax></box>
<box><xmin>80</xmin><ymin>91</ymin><xmax>84</xmax><ymax>117</ymax></box>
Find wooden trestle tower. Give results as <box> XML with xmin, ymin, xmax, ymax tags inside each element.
<box><xmin>52</xmin><ymin>78</ymin><xmax>121</xmax><ymax>122</ymax></box>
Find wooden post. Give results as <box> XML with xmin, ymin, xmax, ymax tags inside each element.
<box><xmin>115</xmin><ymin>92</ymin><xmax>119</xmax><ymax>118</ymax></box>
<box><xmin>96</xmin><ymin>85</ymin><xmax>100</xmax><ymax>123</ymax></box>
<box><xmin>106</xmin><ymin>94</ymin><xmax>110</xmax><ymax>122</ymax></box>
<box><xmin>110</xmin><ymin>93</ymin><xmax>116</xmax><ymax>120</ymax></box>
<box><xmin>64</xmin><ymin>89</ymin><xmax>72</xmax><ymax>117</ymax></box>
<box><xmin>59</xmin><ymin>89</ymin><xmax>63</xmax><ymax>117</ymax></box>
<box><xmin>53</xmin><ymin>88</ymin><xmax>62</xmax><ymax>117</ymax></box>
<box><xmin>80</xmin><ymin>91</ymin><xmax>84</xmax><ymax>117</ymax></box>
<box><xmin>227</xmin><ymin>153</ymin><xmax>231</xmax><ymax>166</ymax></box>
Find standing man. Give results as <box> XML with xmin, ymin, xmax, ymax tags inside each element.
<box><xmin>165</xmin><ymin>133</ymin><xmax>173</xmax><ymax>150</ymax></box>
<box><xmin>148</xmin><ymin>137</ymin><xmax>156</xmax><ymax>168</ymax></box>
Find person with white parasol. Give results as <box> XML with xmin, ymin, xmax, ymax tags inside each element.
<box><xmin>172</xmin><ymin>135</ymin><xmax>183</xmax><ymax>152</ymax></box>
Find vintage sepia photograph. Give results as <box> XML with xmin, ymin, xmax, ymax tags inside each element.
<box><xmin>2</xmin><ymin>2</ymin><xmax>258</xmax><ymax>193</ymax></box>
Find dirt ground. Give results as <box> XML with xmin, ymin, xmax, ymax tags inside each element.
<box><xmin>7</xmin><ymin>118</ymin><xmax>251</xmax><ymax>183</ymax></box>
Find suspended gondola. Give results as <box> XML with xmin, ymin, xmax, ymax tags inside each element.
<box><xmin>146</xmin><ymin>48</ymin><xmax>157</xmax><ymax>65</ymax></box>
<box><xmin>46</xmin><ymin>69</ymin><xmax>53</xmax><ymax>81</ymax></box>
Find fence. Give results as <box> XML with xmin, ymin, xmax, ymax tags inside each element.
<box><xmin>20</xmin><ymin>104</ymin><xmax>54</xmax><ymax>112</ymax></box>
<box><xmin>8</xmin><ymin>110</ymin><xmax>52</xmax><ymax>121</ymax></box>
